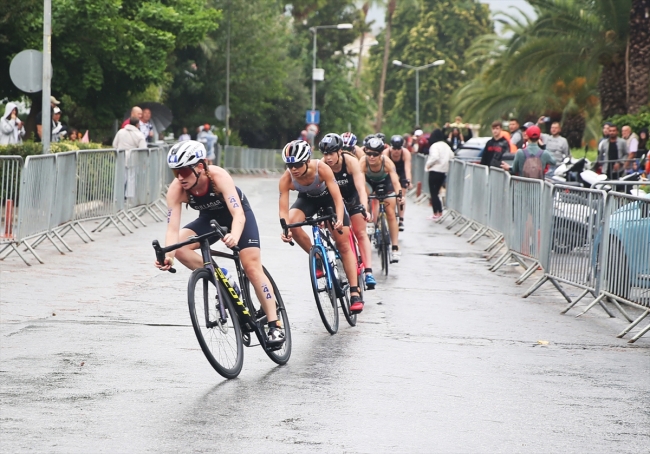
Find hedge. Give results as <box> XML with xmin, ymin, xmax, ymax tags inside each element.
<box><xmin>0</xmin><ymin>141</ymin><xmax>107</xmax><ymax>160</ymax></box>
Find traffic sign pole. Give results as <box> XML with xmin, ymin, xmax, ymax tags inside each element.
<box><xmin>42</xmin><ymin>0</ymin><xmax>52</xmax><ymax>154</ymax></box>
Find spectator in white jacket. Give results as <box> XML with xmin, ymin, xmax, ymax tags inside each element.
<box><xmin>113</xmin><ymin>117</ymin><xmax>147</xmax><ymax>150</ymax></box>
<box><xmin>0</xmin><ymin>102</ymin><xmax>25</xmax><ymax>145</ymax></box>
<box><xmin>425</xmin><ymin>129</ymin><xmax>455</xmax><ymax>220</ymax></box>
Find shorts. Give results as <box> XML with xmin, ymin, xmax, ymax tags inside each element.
<box><xmin>291</xmin><ymin>193</ymin><xmax>351</xmax><ymax>226</ymax></box>
<box><xmin>184</xmin><ymin>209</ymin><xmax>260</xmax><ymax>249</ymax></box>
<box><xmin>343</xmin><ymin>196</ymin><xmax>365</xmax><ymax>217</ymax></box>
<box><xmin>367</xmin><ymin>176</ymin><xmax>395</xmax><ymax>196</ymax></box>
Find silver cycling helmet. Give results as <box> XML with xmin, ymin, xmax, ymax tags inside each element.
<box><xmin>167</xmin><ymin>140</ymin><xmax>207</xmax><ymax>169</ymax></box>
<box><xmin>282</xmin><ymin>140</ymin><xmax>312</xmax><ymax>163</ymax></box>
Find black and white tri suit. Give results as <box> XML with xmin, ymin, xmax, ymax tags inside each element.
<box><xmin>332</xmin><ymin>154</ymin><xmax>365</xmax><ymax>217</ymax></box>
<box><xmin>290</xmin><ymin>160</ymin><xmax>350</xmax><ymax>226</ymax></box>
<box><xmin>388</xmin><ymin>149</ymin><xmax>409</xmax><ymax>188</ymax></box>
<box><xmin>184</xmin><ymin>185</ymin><xmax>260</xmax><ymax>249</ymax></box>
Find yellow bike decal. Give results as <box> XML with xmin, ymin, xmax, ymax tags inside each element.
<box><xmin>215</xmin><ymin>267</ymin><xmax>250</xmax><ymax>316</ymax></box>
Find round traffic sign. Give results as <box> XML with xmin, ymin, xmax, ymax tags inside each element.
<box><xmin>306</xmin><ymin>123</ymin><xmax>319</xmax><ymax>136</ymax></box>
<box><xmin>215</xmin><ymin>105</ymin><xmax>230</xmax><ymax>121</ymax></box>
<box><xmin>9</xmin><ymin>50</ymin><xmax>44</xmax><ymax>93</ymax></box>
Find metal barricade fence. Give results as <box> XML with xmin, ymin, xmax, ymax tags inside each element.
<box><xmin>490</xmin><ymin>176</ymin><xmax>546</xmax><ymax>284</ymax></box>
<box><xmin>0</xmin><ymin>156</ymin><xmax>24</xmax><ymax>262</ymax></box>
<box><xmin>448</xmin><ymin>162</ymin><xmax>474</xmax><ymax>232</ymax></box>
<box><xmin>523</xmin><ymin>185</ymin><xmax>608</xmax><ymax>314</ymax></box>
<box><xmin>580</xmin><ymin>191</ymin><xmax>650</xmax><ymax>342</ymax></box>
<box><xmin>13</xmin><ymin>155</ymin><xmax>58</xmax><ymax>264</ymax></box>
<box><xmin>442</xmin><ymin>160</ymin><xmax>466</xmax><ymax>225</ymax></box>
<box><xmin>457</xmin><ymin>164</ymin><xmax>489</xmax><ymax>240</ymax></box>
<box><xmin>484</xmin><ymin>168</ymin><xmax>511</xmax><ymax>250</ymax></box>
<box><xmin>223</xmin><ymin>145</ymin><xmax>284</xmax><ymax>174</ymax></box>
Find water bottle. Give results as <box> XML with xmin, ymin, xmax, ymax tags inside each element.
<box><xmin>327</xmin><ymin>250</ymin><xmax>339</xmax><ymax>279</ymax></box>
<box><xmin>221</xmin><ymin>267</ymin><xmax>241</xmax><ymax>296</ymax></box>
<box><xmin>366</xmin><ymin>222</ymin><xmax>375</xmax><ymax>235</ymax></box>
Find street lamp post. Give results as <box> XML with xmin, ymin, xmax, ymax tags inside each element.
<box><xmin>392</xmin><ymin>59</ymin><xmax>445</xmax><ymax>127</ymax></box>
<box><xmin>310</xmin><ymin>23</ymin><xmax>353</xmax><ymax>112</ymax></box>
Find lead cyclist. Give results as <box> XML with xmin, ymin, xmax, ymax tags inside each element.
<box><xmin>154</xmin><ymin>140</ymin><xmax>285</xmax><ymax>346</ymax></box>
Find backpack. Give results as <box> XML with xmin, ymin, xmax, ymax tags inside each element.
<box><xmin>522</xmin><ymin>148</ymin><xmax>544</xmax><ymax>179</ymax></box>
<box><xmin>417</xmin><ymin>133</ymin><xmax>430</xmax><ymax>155</ymax></box>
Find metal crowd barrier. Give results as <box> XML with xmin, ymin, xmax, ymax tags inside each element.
<box><xmin>438</xmin><ymin>159</ymin><xmax>465</xmax><ymax>223</ymax></box>
<box><xmin>223</xmin><ymin>145</ymin><xmax>283</xmax><ymax>174</ymax></box>
<box><xmin>523</xmin><ymin>185</ymin><xmax>609</xmax><ymax>313</ymax></box>
<box><xmin>0</xmin><ymin>156</ymin><xmax>24</xmax><ymax>262</ymax></box>
<box><xmin>483</xmin><ymin>168</ymin><xmax>511</xmax><ymax>252</ymax></box>
<box><xmin>489</xmin><ymin>176</ymin><xmax>546</xmax><ymax>284</ymax></box>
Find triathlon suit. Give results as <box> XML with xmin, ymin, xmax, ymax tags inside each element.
<box><xmin>388</xmin><ymin>149</ymin><xmax>409</xmax><ymax>188</ymax></box>
<box><xmin>184</xmin><ymin>185</ymin><xmax>260</xmax><ymax>249</ymax></box>
<box><xmin>290</xmin><ymin>160</ymin><xmax>351</xmax><ymax>225</ymax></box>
<box><xmin>365</xmin><ymin>156</ymin><xmax>394</xmax><ymax>195</ymax></box>
<box><xmin>332</xmin><ymin>154</ymin><xmax>365</xmax><ymax>217</ymax></box>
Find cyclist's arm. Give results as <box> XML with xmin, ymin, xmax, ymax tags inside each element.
<box><xmin>278</xmin><ymin>171</ymin><xmax>293</xmax><ymax>222</ymax></box>
<box><xmin>385</xmin><ymin>159</ymin><xmax>403</xmax><ymax>195</ymax></box>
<box><xmin>210</xmin><ymin>165</ymin><xmax>245</xmax><ymax>244</ymax></box>
<box><xmin>163</xmin><ymin>180</ymin><xmax>185</xmax><ymax>263</ymax></box>
<box><xmin>319</xmin><ymin>163</ymin><xmax>345</xmax><ymax>225</ymax></box>
<box><xmin>403</xmin><ymin>148</ymin><xmax>412</xmax><ymax>182</ymax></box>
<box><xmin>346</xmin><ymin>154</ymin><xmax>368</xmax><ymax>208</ymax></box>
<box><xmin>355</xmin><ymin>145</ymin><xmax>364</xmax><ymax>160</ymax></box>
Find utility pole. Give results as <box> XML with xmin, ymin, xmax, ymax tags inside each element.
<box><xmin>42</xmin><ymin>0</ymin><xmax>52</xmax><ymax>154</ymax></box>
<box><xmin>225</xmin><ymin>0</ymin><xmax>231</xmax><ymax>147</ymax></box>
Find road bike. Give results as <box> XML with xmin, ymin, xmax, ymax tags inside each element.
<box><xmin>368</xmin><ymin>189</ymin><xmax>401</xmax><ymax>276</ymax></box>
<box><xmin>280</xmin><ymin>208</ymin><xmax>356</xmax><ymax>333</ymax></box>
<box><xmin>152</xmin><ymin>219</ymin><xmax>291</xmax><ymax>379</ymax></box>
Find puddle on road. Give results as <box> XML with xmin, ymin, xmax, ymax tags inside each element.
<box><xmin>421</xmin><ymin>251</ymin><xmax>487</xmax><ymax>258</ymax></box>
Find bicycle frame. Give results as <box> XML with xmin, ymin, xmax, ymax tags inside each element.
<box><xmin>348</xmin><ymin>229</ymin><xmax>365</xmax><ymax>278</ymax></box>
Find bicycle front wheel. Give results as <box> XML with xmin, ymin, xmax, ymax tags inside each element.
<box><xmin>380</xmin><ymin>215</ymin><xmax>390</xmax><ymax>276</ymax></box>
<box><xmin>336</xmin><ymin>256</ymin><xmax>357</xmax><ymax>327</ymax></box>
<box><xmin>188</xmin><ymin>268</ymin><xmax>244</xmax><ymax>379</ymax></box>
<box><xmin>309</xmin><ymin>247</ymin><xmax>339</xmax><ymax>334</ymax></box>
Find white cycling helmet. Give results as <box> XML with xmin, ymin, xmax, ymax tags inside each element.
<box><xmin>167</xmin><ymin>140</ymin><xmax>206</xmax><ymax>169</ymax></box>
<box><xmin>282</xmin><ymin>140</ymin><xmax>311</xmax><ymax>163</ymax></box>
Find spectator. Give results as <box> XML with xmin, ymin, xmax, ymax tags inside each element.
<box><xmin>140</xmin><ymin>107</ymin><xmax>155</xmax><ymax>143</ymax></box>
<box><xmin>299</xmin><ymin>130</ymin><xmax>309</xmax><ymax>141</ymax></box>
<box><xmin>501</xmin><ymin>125</ymin><xmax>556</xmax><ymax>178</ymax></box>
<box><xmin>447</xmin><ymin>127</ymin><xmax>464</xmax><ymax>151</ymax></box>
<box><xmin>35</xmin><ymin>96</ymin><xmax>61</xmax><ymax>142</ymax></box>
<box><xmin>443</xmin><ymin>116</ymin><xmax>473</xmax><ymax>142</ymax></box>
<box><xmin>69</xmin><ymin>128</ymin><xmax>80</xmax><ymax>141</ymax></box>
<box><xmin>112</xmin><ymin>117</ymin><xmax>147</xmax><ymax>150</ymax></box>
<box><xmin>637</xmin><ymin>128</ymin><xmax>648</xmax><ymax>174</ymax></box>
<box><xmin>480</xmin><ymin>121</ymin><xmax>510</xmax><ymax>167</ymax></box>
<box><xmin>403</xmin><ymin>133</ymin><xmax>414</xmax><ymax>153</ymax></box>
<box><xmin>178</xmin><ymin>127</ymin><xmax>191</xmax><ymax>142</ymax></box>
<box><xmin>425</xmin><ymin>129</ymin><xmax>455</xmax><ymax>220</ymax></box>
<box><xmin>508</xmin><ymin>119</ymin><xmax>524</xmax><ymax>149</ymax></box>
<box><xmin>0</xmin><ymin>102</ymin><xmax>25</xmax><ymax>145</ymax></box>
<box><xmin>412</xmin><ymin>128</ymin><xmax>424</xmax><ymax>153</ymax></box>
<box><xmin>51</xmin><ymin>107</ymin><xmax>66</xmax><ymax>142</ymax></box>
<box><xmin>621</xmin><ymin>125</ymin><xmax>639</xmax><ymax>170</ymax></box>
<box><xmin>540</xmin><ymin>122</ymin><xmax>570</xmax><ymax>170</ymax></box>
<box><xmin>599</xmin><ymin>122</ymin><xmax>612</xmax><ymax>146</ymax></box>
<box><xmin>121</xmin><ymin>106</ymin><xmax>143</xmax><ymax>129</ymax></box>
<box><xmin>197</xmin><ymin>124</ymin><xmax>217</xmax><ymax>164</ymax></box>
<box><xmin>597</xmin><ymin>124</ymin><xmax>628</xmax><ymax>180</ymax></box>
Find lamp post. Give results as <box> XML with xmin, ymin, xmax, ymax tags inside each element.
<box><xmin>392</xmin><ymin>59</ymin><xmax>445</xmax><ymax>127</ymax></box>
<box><xmin>310</xmin><ymin>23</ymin><xmax>353</xmax><ymax>111</ymax></box>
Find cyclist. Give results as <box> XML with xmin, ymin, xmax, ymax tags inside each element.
<box><xmin>384</xmin><ymin>135</ymin><xmax>412</xmax><ymax>231</ymax></box>
<box><xmin>341</xmin><ymin>131</ymin><xmax>364</xmax><ymax>160</ymax></box>
<box><xmin>319</xmin><ymin>133</ymin><xmax>377</xmax><ymax>290</ymax></box>
<box><xmin>155</xmin><ymin>140</ymin><xmax>285</xmax><ymax>346</ymax></box>
<box><xmin>360</xmin><ymin>136</ymin><xmax>403</xmax><ymax>263</ymax></box>
<box><xmin>279</xmin><ymin>140</ymin><xmax>365</xmax><ymax>313</ymax></box>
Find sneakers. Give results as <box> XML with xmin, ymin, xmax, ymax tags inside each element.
<box><xmin>390</xmin><ymin>249</ymin><xmax>401</xmax><ymax>263</ymax></box>
<box><xmin>398</xmin><ymin>220</ymin><xmax>404</xmax><ymax>231</ymax></box>
<box><xmin>267</xmin><ymin>327</ymin><xmax>285</xmax><ymax>346</ymax></box>
<box><xmin>428</xmin><ymin>213</ymin><xmax>442</xmax><ymax>220</ymax></box>
<box><xmin>349</xmin><ymin>295</ymin><xmax>364</xmax><ymax>314</ymax></box>
<box><xmin>365</xmin><ymin>273</ymin><xmax>376</xmax><ymax>290</ymax></box>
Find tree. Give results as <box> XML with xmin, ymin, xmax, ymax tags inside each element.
<box><xmin>374</xmin><ymin>0</ymin><xmax>396</xmax><ymax>132</ymax></box>
<box><xmin>0</xmin><ymin>0</ymin><xmax>219</xmax><ymax>141</ymax></box>
<box><xmin>627</xmin><ymin>0</ymin><xmax>650</xmax><ymax>113</ymax></box>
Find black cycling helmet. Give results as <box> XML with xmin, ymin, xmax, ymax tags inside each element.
<box><xmin>376</xmin><ymin>132</ymin><xmax>386</xmax><ymax>142</ymax></box>
<box><xmin>318</xmin><ymin>133</ymin><xmax>343</xmax><ymax>154</ymax></box>
<box><xmin>365</xmin><ymin>136</ymin><xmax>385</xmax><ymax>153</ymax></box>
<box><xmin>362</xmin><ymin>134</ymin><xmax>376</xmax><ymax>147</ymax></box>
<box><xmin>390</xmin><ymin>135</ymin><xmax>404</xmax><ymax>149</ymax></box>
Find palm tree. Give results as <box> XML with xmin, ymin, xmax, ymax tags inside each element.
<box><xmin>355</xmin><ymin>2</ymin><xmax>372</xmax><ymax>88</ymax></box>
<box><xmin>627</xmin><ymin>0</ymin><xmax>650</xmax><ymax>113</ymax></box>
<box><xmin>375</xmin><ymin>0</ymin><xmax>396</xmax><ymax>132</ymax></box>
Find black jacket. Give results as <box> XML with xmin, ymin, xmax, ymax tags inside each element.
<box><xmin>480</xmin><ymin>137</ymin><xmax>510</xmax><ymax>167</ymax></box>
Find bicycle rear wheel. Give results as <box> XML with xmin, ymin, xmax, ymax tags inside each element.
<box><xmin>188</xmin><ymin>268</ymin><xmax>244</xmax><ymax>379</ymax></box>
<box><xmin>246</xmin><ymin>266</ymin><xmax>292</xmax><ymax>365</ymax></box>
<box><xmin>309</xmin><ymin>247</ymin><xmax>339</xmax><ymax>334</ymax></box>
<box><xmin>336</xmin><ymin>256</ymin><xmax>357</xmax><ymax>326</ymax></box>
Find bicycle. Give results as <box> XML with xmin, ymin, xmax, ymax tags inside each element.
<box><xmin>368</xmin><ymin>190</ymin><xmax>401</xmax><ymax>276</ymax></box>
<box><xmin>152</xmin><ymin>219</ymin><xmax>291</xmax><ymax>379</ymax></box>
<box><xmin>280</xmin><ymin>208</ymin><xmax>356</xmax><ymax>332</ymax></box>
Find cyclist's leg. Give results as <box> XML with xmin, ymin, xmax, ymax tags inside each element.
<box><xmin>385</xmin><ymin>197</ymin><xmax>400</xmax><ymax>248</ymax></box>
<box><xmin>332</xmin><ymin>227</ymin><xmax>360</xmax><ymax>293</ymax></box>
<box><xmin>398</xmin><ymin>178</ymin><xmax>408</xmax><ymax>226</ymax></box>
<box><xmin>289</xmin><ymin>195</ymin><xmax>317</xmax><ymax>253</ymax></box>
<box><xmin>239</xmin><ymin>248</ymin><xmax>278</xmax><ymax>324</ymax></box>
<box><xmin>350</xmin><ymin>211</ymin><xmax>372</xmax><ymax>270</ymax></box>
<box><xmin>175</xmin><ymin>218</ymin><xmax>211</xmax><ymax>269</ymax></box>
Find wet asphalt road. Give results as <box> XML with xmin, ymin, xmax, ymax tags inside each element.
<box><xmin>1</xmin><ymin>176</ymin><xmax>648</xmax><ymax>453</ymax></box>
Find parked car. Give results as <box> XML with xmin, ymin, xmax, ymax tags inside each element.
<box><xmin>454</xmin><ymin>137</ymin><xmax>515</xmax><ymax>164</ymax></box>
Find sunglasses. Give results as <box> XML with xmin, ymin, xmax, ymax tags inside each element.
<box><xmin>365</xmin><ymin>151</ymin><xmax>380</xmax><ymax>157</ymax></box>
<box><xmin>172</xmin><ymin>166</ymin><xmax>195</xmax><ymax>178</ymax></box>
<box><xmin>285</xmin><ymin>162</ymin><xmax>306</xmax><ymax>169</ymax></box>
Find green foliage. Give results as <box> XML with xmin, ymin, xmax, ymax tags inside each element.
<box><xmin>0</xmin><ymin>0</ymin><xmax>219</xmax><ymax>135</ymax></box>
<box><xmin>367</xmin><ymin>0</ymin><xmax>492</xmax><ymax>132</ymax></box>
<box><xmin>606</xmin><ymin>108</ymin><xmax>650</xmax><ymax>133</ymax></box>
<box><xmin>0</xmin><ymin>141</ymin><xmax>106</xmax><ymax>160</ymax></box>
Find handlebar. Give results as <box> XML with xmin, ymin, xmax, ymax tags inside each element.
<box><xmin>152</xmin><ymin>219</ymin><xmax>238</xmax><ymax>273</ymax></box>
<box><xmin>280</xmin><ymin>208</ymin><xmax>343</xmax><ymax>245</ymax></box>
<box><xmin>368</xmin><ymin>190</ymin><xmax>402</xmax><ymax>201</ymax></box>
